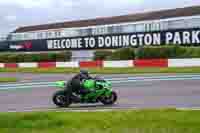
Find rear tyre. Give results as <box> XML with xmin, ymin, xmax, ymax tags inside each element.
<box><xmin>101</xmin><ymin>91</ymin><xmax>117</xmax><ymax>105</ymax></box>
<box><xmin>52</xmin><ymin>90</ymin><xmax>71</xmax><ymax>107</ymax></box>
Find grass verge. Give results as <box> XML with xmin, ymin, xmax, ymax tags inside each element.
<box><xmin>0</xmin><ymin>109</ymin><xmax>200</xmax><ymax>133</ymax></box>
<box><xmin>0</xmin><ymin>67</ymin><xmax>200</xmax><ymax>74</ymax></box>
<box><xmin>0</xmin><ymin>77</ymin><xmax>17</xmax><ymax>83</ymax></box>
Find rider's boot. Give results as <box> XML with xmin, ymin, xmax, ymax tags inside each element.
<box><xmin>71</xmin><ymin>93</ymin><xmax>81</xmax><ymax>103</ymax></box>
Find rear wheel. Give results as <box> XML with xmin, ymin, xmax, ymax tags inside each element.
<box><xmin>101</xmin><ymin>91</ymin><xmax>117</xmax><ymax>105</ymax></box>
<box><xmin>52</xmin><ymin>90</ymin><xmax>71</xmax><ymax>107</ymax></box>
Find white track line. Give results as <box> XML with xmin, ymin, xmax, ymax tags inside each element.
<box><xmin>5</xmin><ymin>107</ymin><xmax>200</xmax><ymax>113</ymax></box>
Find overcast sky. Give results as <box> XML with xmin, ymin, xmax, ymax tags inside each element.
<box><xmin>0</xmin><ymin>0</ymin><xmax>200</xmax><ymax>36</ymax></box>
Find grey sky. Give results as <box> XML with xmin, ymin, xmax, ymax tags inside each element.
<box><xmin>0</xmin><ymin>0</ymin><xmax>200</xmax><ymax>36</ymax></box>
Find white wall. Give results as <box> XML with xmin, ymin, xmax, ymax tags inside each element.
<box><xmin>56</xmin><ymin>62</ymin><xmax>79</xmax><ymax>68</ymax></box>
<box><xmin>169</xmin><ymin>59</ymin><xmax>200</xmax><ymax>67</ymax></box>
<box><xmin>103</xmin><ymin>60</ymin><xmax>133</xmax><ymax>67</ymax></box>
<box><xmin>18</xmin><ymin>63</ymin><xmax>38</xmax><ymax>68</ymax></box>
<box><xmin>0</xmin><ymin>63</ymin><xmax>4</xmax><ymax>68</ymax></box>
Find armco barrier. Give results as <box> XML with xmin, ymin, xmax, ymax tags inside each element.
<box><xmin>168</xmin><ymin>59</ymin><xmax>200</xmax><ymax>67</ymax></box>
<box><xmin>2</xmin><ymin>59</ymin><xmax>200</xmax><ymax>68</ymax></box>
<box><xmin>103</xmin><ymin>60</ymin><xmax>133</xmax><ymax>67</ymax></box>
<box><xmin>79</xmin><ymin>61</ymin><xmax>103</xmax><ymax>68</ymax></box>
<box><xmin>134</xmin><ymin>59</ymin><xmax>168</xmax><ymax>67</ymax></box>
<box><xmin>4</xmin><ymin>63</ymin><xmax>18</xmax><ymax>68</ymax></box>
<box><xmin>38</xmin><ymin>62</ymin><xmax>56</xmax><ymax>68</ymax></box>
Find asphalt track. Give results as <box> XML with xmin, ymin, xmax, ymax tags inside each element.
<box><xmin>0</xmin><ymin>73</ymin><xmax>200</xmax><ymax>112</ymax></box>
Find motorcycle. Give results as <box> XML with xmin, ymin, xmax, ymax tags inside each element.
<box><xmin>52</xmin><ymin>76</ymin><xmax>117</xmax><ymax>107</ymax></box>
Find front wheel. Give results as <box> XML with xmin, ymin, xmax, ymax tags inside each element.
<box><xmin>52</xmin><ymin>90</ymin><xmax>71</xmax><ymax>107</ymax></box>
<box><xmin>100</xmin><ymin>91</ymin><xmax>117</xmax><ymax>105</ymax></box>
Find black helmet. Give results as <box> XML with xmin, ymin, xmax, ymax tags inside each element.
<box><xmin>80</xmin><ymin>69</ymin><xmax>89</xmax><ymax>76</ymax></box>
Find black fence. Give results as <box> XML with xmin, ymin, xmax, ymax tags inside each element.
<box><xmin>0</xmin><ymin>41</ymin><xmax>9</xmax><ymax>51</ymax></box>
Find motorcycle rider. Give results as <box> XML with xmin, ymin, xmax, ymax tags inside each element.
<box><xmin>72</xmin><ymin>69</ymin><xmax>93</xmax><ymax>94</ymax></box>
<box><xmin>65</xmin><ymin>69</ymin><xmax>93</xmax><ymax>99</ymax></box>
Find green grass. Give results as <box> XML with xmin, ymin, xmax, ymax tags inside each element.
<box><xmin>0</xmin><ymin>109</ymin><xmax>200</xmax><ymax>133</ymax></box>
<box><xmin>0</xmin><ymin>67</ymin><xmax>200</xmax><ymax>74</ymax></box>
<box><xmin>0</xmin><ymin>77</ymin><xmax>17</xmax><ymax>83</ymax></box>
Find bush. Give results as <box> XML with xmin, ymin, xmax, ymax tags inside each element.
<box><xmin>94</xmin><ymin>46</ymin><xmax>200</xmax><ymax>60</ymax></box>
<box><xmin>39</xmin><ymin>53</ymin><xmax>56</xmax><ymax>62</ymax></box>
<box><xmin>0</xmin><ymin>51</ymin><xmax>72</xmax><ymax>63</ymax></box>
<box><xmin>7</xmin><ymin>54</ymin><xmax>18</xmax><ymax>63</ymax></box>
<box><xmin>2</xmin><ymin>46</ymin><xmax>200</xmax><ymax>62</ymax></box>
<box><xmin>136</xmin><ymin>46</ymin><xmax>170</xmax><ymax>59</ymax></box>
<box><xmin>64</xmin><ymin>51</ymin><xmax>72</xmax><ymax>61</ymax></box>
<box><xmin>0</xmin><ymin>54</ymin><xmax>9</xmax><ymax>63</ymax></box>
<box><xmin>106</xmin><ymin>48</ymin><xmax>135</xmax><ymax>60</ymax></box>
<box><xmin>23</xmin><ymin>54</ymin><xmax>36</xmax><ymax>62</ymax></box>
<box><xmin>93</xmin><ymin>50</ymin><xmax>113</xmax><ymax>60</ymax></box>
<box><xmin>136</xmin><ymin>45</ymin><xmax>200</xmax><ymax>59</ymax></box>
<box><xmin>94</xmin><ymin>48</ymin><xmax>135</xmax><ymax>61</ymax></box>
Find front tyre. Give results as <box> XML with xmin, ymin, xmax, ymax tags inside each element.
<box><xmin>101</xmin><ymin>91</ymin><xmax>117</xmax><ymax>105</ymax></box>
<box><xmin>52</xmin><ymin>90</ymin><xmax>71</xmax><ymax>107</ymax></box>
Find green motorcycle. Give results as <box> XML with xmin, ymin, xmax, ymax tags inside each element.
<box><xmin>52</xmin><ymin>77</ymin><xmax>117</xmax><ymax>107</ymax></box>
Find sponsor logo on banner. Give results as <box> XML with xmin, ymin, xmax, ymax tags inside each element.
<box><xmin>9</xmin><ymin>41</ymin><xmax>32</xmax><ymax>50</ymax></box>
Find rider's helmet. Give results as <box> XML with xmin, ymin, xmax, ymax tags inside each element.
<box><xmin>80</xmin><ymin>69</ymin><xmax>89</xmax><ymax>77</ymax></box>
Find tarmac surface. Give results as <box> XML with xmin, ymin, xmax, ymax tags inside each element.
<box><xmin>0</xmin><ymin>73</ymin><xmax>200</xmax><ymax>112</ymax></box>
<box><xmin>0</xmin><ymin>73</ymin><xmax>189</xmax><ymax>82</ymax></box>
